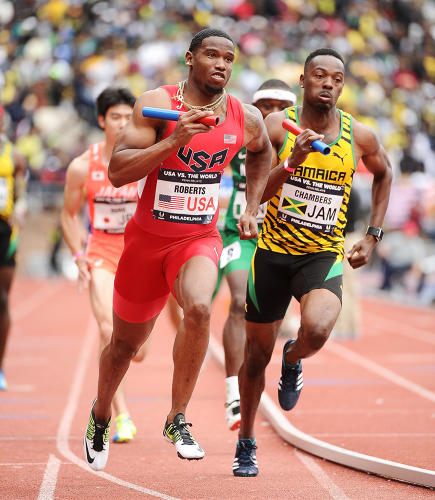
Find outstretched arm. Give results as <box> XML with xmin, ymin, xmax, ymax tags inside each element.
<box><xmin>346</xmin><ymin>121</ymin><xmax>392</xmax><ymax>269</ymax></box>
<box><xmin>237</xmin><ymin>104</ymin><xmax>272</xmax><ymax>240</ymax></box>
<box><xmin>60</xmin><ymin>153</ymin><xmax>91</xmax><ymax>290</ymax></box>
<box><xmin>109</xmin><ymin>88</ymin><xmax>218</xmax><ymax>187</ymax></box>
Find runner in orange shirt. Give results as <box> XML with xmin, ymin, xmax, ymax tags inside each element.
<box><xmin>61</xmin><ymin>87</ymin><xmax>147</xmax><ymax>443</ymax></box>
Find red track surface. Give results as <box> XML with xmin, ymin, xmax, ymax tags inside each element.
<box><xmin>1</xmin><ymin>277</ymin><xmax>434</xmax><ymax>499</ymax></box>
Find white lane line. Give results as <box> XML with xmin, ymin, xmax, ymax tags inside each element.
<box><xmin>37</xmin><ymin>454</ymin><xmax>61</xmax><ymax>500</ymax></box>
<box><xmin>294</xmin><ymin>449</ymin><xmax>350</xmax><ymax>500</ymax></box>
<box><xmin>56</xmin><ymin>316</ymin><xmax>180</xmax><ymax>500</ymax></box>
<box><xmin>208</xmin><ymin>334</ymin><xmax>435</xmax><ymax>489</ymax></box>
<box><xmin>13</xmin><ymin>281</ymin><xmax>64</xmax><ymax>321</ymax></box>
<box><xmin>327</xmin><ymin>343</ymin><xmax>435</xmax><ymax>403</ymax></box>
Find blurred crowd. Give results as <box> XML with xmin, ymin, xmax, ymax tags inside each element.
<box><xmin>0</xmin><ymin>0</ymin><xmax>434</xmax><ymax>301</ymax></box>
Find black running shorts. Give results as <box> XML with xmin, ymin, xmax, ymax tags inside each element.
<box><xmin>0</xmin><ymin>219</ymin><xmax>15</xmax><ymax>267</ymax></box>
<box><xmin>245</xmin><ymin>247</ymin><xmax>343</xmax><ymax>323</ymax></box>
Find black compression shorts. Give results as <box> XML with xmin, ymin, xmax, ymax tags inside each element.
<box><xmin>245</xmin><ymin>247</ymin><xmax>343</xmax><ymax>323</ymax></box>
<box><xmin>0</xmin><ymin>219</ymin><xmax>16</xmax><ymax>268</ymax></box>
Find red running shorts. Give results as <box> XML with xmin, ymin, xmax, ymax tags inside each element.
<box><xmin>113</xmin><ymin>218</ymin><xmax>222</xmax><ymax>323</ymax></box>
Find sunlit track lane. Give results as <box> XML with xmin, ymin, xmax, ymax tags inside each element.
<box><xmin>0</xmin><ymin>278</ymin><xmax>433</xmax><ymax>499</ymax></box>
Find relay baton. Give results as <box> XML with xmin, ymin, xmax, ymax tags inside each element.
<box><xmin>142</xmin><ymin>106</ymin><xmax>219</xmax><ymax>126</ymax></box>
<box><xmin>282</xmin><ymin>119</ymin><xmax>330</xmax><ymax>155</ymax></box>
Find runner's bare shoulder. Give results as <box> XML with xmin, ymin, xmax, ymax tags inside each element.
<box><xmin>241</xmin><ymin>103</ymin><xmax>267</xmax><ymax>149</ymax></box>
<box><xmin>66</xmin><ymin>149</ymin><xmax>91</xmax><ymax>180</ymax></box>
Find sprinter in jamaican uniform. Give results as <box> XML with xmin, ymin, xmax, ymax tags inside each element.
<box><xmin>219</xmin><ymin>80</ymin><xmax>296</xmax><ymax>433</ymax></box>
<box><xmin>0</xmin><ymin>105</ymin><xmax>27</xmax><ymax>391</ymax></box>
<box><xmin>232</xmin><ymin>48</ymin><xmax>392</xmax><ymax>478</ymax></box>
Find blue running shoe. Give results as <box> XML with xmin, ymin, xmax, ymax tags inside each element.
<box><xmin>278</xmin><ymin>339</ymin><xmax>303</xmax><ymax>411</ymax></box>
<box><xmin>0</xmin><ymin>369</ymin><xmax>6</xmax><ymax>390</ymax></box>
<box><xmin>232</xmin><ymin>439</ymin><xmax>258</xmax><ymax>477</ymax></box>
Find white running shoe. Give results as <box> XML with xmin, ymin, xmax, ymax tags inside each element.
<box><xmin>163</xmin><ymin>413</ymin><xmax>205</xmax><ymax>460</ymax></box>
<box><xmin>225</xmin><ymin>400</ymin><xmax>241</xmax><ymax>431</ymax></box>
<box><xmin>83</xmin><ymin>399</ymin><xmax>111</xmax><ymax>471</ymax></box>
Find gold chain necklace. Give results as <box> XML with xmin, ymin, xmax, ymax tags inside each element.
<box><xmin>173</xmin><ymin>80</ymin><xmax>226</xmax><ymax>111</ymax></box>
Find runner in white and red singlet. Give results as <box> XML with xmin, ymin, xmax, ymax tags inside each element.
<box><xmin>83</xmin><ymin>29</ymin><xmax>272</xmax><ymax>471</ymax></box>
<box><xmin>61</xmin><ymin>87</ymin><xmax>148</xmax><ymax>446</ymax></box>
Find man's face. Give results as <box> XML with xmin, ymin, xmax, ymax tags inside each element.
<box><xmin>186</xmin><ymin>36</ymin><xmax>235</xmax><ymax>94</ymax></box>
<box><xmin>301</xmin><ymin>55</ymin><xmax>344</xmax><ymax>110</ymax></box>
<box><xmin>255</xmin><ymin>98</ymin><xmax>294</xmax><ymax>119</ymax></box>
<box><xmin>98</xmin><ymin>103</ymin><xmax>133</xmax><ymax>139</ymax></box>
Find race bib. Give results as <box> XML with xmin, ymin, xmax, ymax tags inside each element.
<box><xmin>233</xmin><ymin>187</ymin><xmax>267</xmax><ymax>224</ymax></box>
<box><xmin>219</xmin><ymin>240</ymin><xmax>241</xmax><ymax>269</ymax></box>
<box><xmin>0</xmin><ymin>178</ymin><xmax>9</xmax><ymax>211</ymax></box>
<box><xmin>277</xmin><ymin>175</ymin><xmax>344</xmax><ymax>234</ymax></box>
<box><xmin>93</xmin><ymin>197</ymin><xmax>136</xmax><ymax>234</ymax></box>
<box><xmin>153</xmin><ymin>168</ymin><xmax>221</xmax><ymax>224</ymax></box>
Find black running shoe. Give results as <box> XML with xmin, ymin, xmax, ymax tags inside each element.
<box><xmin>83</xmin><ymin>398</ymin><xmax>111</xmax><ymax>471</ymax></box>
<box><xmin>232</xmin><ymin>439</ymin><xmax>258</xmax><ymax>477</ymax></box>
<box><xmin>278</xmin><ymin>339</ymin><xmax>303</xmax><ymax>411</ymax></box>
<box><xmin>163</xmin><ymin>413</ymin><xmax>205</xmax><ymax>460</ymax></box>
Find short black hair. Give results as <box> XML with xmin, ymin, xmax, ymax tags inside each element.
<box><xmin>257</xmin><ymin>79</ymin><xmax>292</xmax><ymax>91</ymax></box>
<box><xmin>96</xmin><ymin>87</ymin><xmax>135</xmax><ymax>117</ymax></box>
<box><xmin>188</xmin><ymin>29</ymin><xmax>234</xmax><ymax>53</ymax></box>
<box><xmin>304</xmin><ymin>48</ymin><xmax>344</xmax><ymax>72</ymax></box>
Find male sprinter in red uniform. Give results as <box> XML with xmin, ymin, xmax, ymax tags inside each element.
<box><xmin>62</xmin><ymin>88</ymin><xmax>147</xmax><ymax>446</ymax></box>
<box><xmin>83</xmin><ymin>28</ymin><xmax>272</xmax><ymax>471</ymax></box>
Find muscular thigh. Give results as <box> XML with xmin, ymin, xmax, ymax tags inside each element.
<box><xmin>114</xmin><ymin>219</ymin><xmax>172</xmax><ymax>323</ymax></box>
<box><xmin>166</xmin><ymin>230</ymin><xmax>222</xmax><ymax>305</ymax></box>
<box><xmin>174</xmin><ymin>255</ymin><xmax>218</xmax><ymax>309</ymax></box>
<box><xmin>114</xmin><ymin>219</ymin><xmax>222</xmax><ymax>323</ymax></box>
<box><xmin>300</xmin><ymin>288</ymin><xmax>341</xmax><ymax>332</ymax></box>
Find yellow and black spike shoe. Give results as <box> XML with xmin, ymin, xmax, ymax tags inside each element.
<box><xmin>83</xmin><ymin>398</ymin><xmax>111</xmax><ymax>471</ymax></box>
<box><xmin>163</xmin><ymin>413</ymin><xmax>205</xmax><ymax>460</ymax></box>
